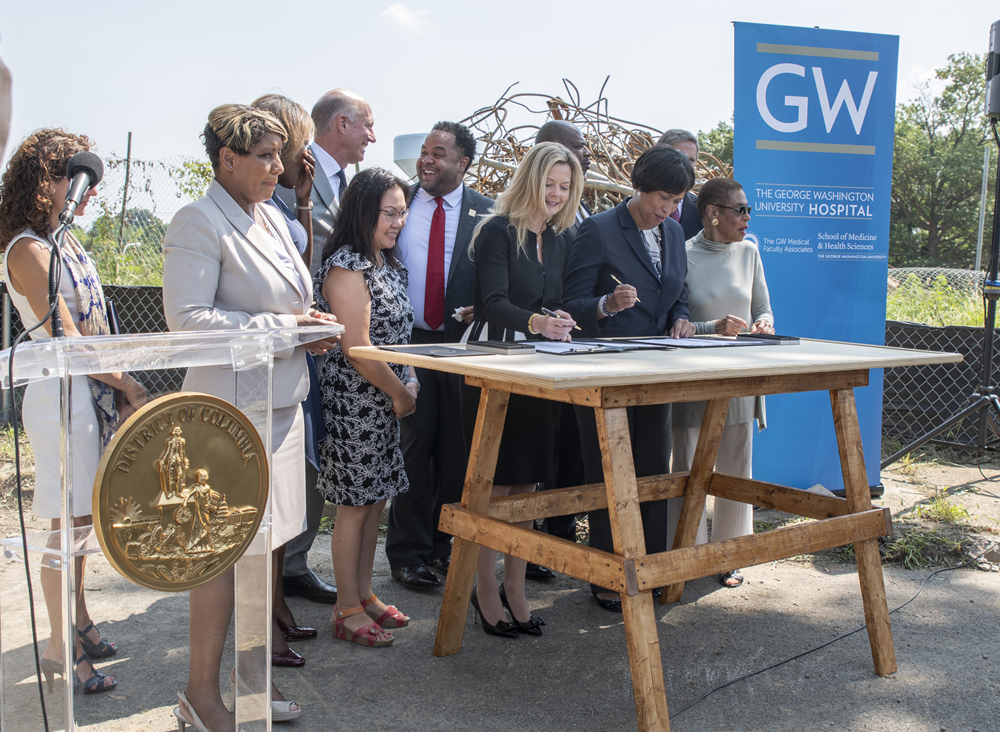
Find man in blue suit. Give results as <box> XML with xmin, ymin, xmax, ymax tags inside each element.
<box><xmin>563</xmin><ymin>144</ymin><xmax>695</xmax><ymax>610</ymax></box>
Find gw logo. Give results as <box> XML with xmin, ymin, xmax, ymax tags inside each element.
<box><xmin>756</xmin><ymin>64</ymin><xmax>878</xmax><ymax>134</ymax></box>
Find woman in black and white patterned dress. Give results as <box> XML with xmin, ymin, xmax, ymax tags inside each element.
<box><xmin>315</xmin><ymin>167</ymin><xmax>416</xmax><ymax>648</ymax></box>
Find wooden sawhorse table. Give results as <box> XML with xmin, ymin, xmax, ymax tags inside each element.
<box><xmin>354</xmin><ymin>340</ymin><xmax>959</xmax><ymax>732</ymax></box>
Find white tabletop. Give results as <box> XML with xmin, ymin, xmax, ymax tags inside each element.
<box><xmin>351</xmin><ymin>338</ymin><xmax>961</xmax><ymax>391</ymax></box>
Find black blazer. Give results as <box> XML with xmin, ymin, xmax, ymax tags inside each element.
<box><xmin>403</xmin><ymin>183</ymin><xmax>493</xmax><ymax>342</ymax></box>
<box><xmin>678</xmin><ymin>191</ymin><xmax>702</xmax><ymax>241</ymax></box>
<box><xmin>561</xmin><ymin>199</ymin><xmax>593</xmax><ymax>245</ymax></box>
<box><xmin>471</xmin><ymin>216</ymin><xmax>565</xmax><ymax>340</ymax></box>
<box><xmin>563</xmin><ymin>198</ymin><xmax>689</xmax><ymax>338</ymax></box>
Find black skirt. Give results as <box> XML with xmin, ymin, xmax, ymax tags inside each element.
<box><xmin>461</xmin><ymin>381</ymin><xmax>556</xmax><ymax>486</ymax></box>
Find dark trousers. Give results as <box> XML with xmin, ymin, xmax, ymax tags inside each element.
<box><xmin>574</xmin><ymin>403</ymin><xmax>671</xmax><ymax>594</ymax></box>
<box><xmin>282</xmin><ymin>460</ymin><xmax>325</xmax><ymax>576</ymax></box>
<box><xmin>538</xmin><ymin>403</ymin><xmax>586</xmax><ymax>542</ymax></box>
<box><xmin>385</xmin><ymin>328</ymin><xmax>468</xmax><ymax>569</ymax></box>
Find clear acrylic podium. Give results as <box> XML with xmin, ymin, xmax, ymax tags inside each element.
<box><xmin>0</xmin><ymin>326</ymin><xmax>341</xmax><ymax>731</ymax></box>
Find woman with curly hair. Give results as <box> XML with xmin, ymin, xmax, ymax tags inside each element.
<box><xmin>0</xmin><ymin>129</ymin><xmax>148</xmax><ymax>693</ymax></box>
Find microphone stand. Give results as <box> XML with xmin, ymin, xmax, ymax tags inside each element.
<box><xmin>46</xmin><ymin>203</ymin><xmax>80</xmax><ymax>339</ymax></box>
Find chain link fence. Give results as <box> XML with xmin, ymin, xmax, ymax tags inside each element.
<box><xmin>882</xmin><ymin>266</ymin><xmax>999</xmax><ymax>448</ymax></box>
<box><xmin>73</xmin><ymin>142</ymin><xmax>210</xmax><ymax>287</ymax></box>
<box><xmin>0</xmin><ymin>284</ymin><xmax>185</xmax><ymax>425</ymax></box>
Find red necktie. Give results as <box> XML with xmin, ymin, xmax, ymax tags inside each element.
<box><xmin>669</xmin><ymin>207</ymin><xmax>681</xmax><ymax>222</ymax></box>
<box><xmin>424</xmin><ymin>197</ymin><xmax>446</xmax><ymax>330</ymax></box>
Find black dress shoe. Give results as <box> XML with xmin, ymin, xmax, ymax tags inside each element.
<box><xmin>283</xmin><ymin>571</ymin><xmax>338</xmax><ymax>604</ymax></box>
<box><xmin>525</xmin><ymin>563</ymin><xmax>556</xmax><ymax>581</ymax></box>
<box><xmin>429</xmin><ymin>556</ymin><xmax>450</xmax><ymax>576</ymax></box>
<box><xmin>271</xmin><ymin>648</ymin><xmax>305</xmax><ymax>667</ymax></box>
<box><xmin>391</xmin><ymin>564</ymin><xmax>442</xmax><ymax>590</ymax></box>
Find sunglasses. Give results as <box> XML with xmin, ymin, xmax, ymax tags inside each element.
<box><xmin>716</xmin><ymin>204</ymin><xmax>753</xmax><ymax>216</ymax></box>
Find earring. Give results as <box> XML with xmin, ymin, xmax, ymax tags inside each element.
<box><xmin>229</xmin><ymin>165</ymin><xmax>233</xmax><ymax>170</ymax></box>
<box><xmin>711</xmin><ymin>218</ymin><xmax>719</xmax><ymax>227</ymax></box>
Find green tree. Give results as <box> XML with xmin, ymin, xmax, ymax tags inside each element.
<box><xmin>85</xmin><ymin>207</ymin><xmax>166</xmax><ymax>286</ymax></box>
<box><xmin>698</xmin><ymin>117</ymin><xmax>734</xmax><ymax>171</ymax></box>
<box><xmin>172</xmin><ymin>157</ymin><xmax>213</xmax><ymax>200</ymax></box>
<box><xmin>890</xmin><ymin>53</ymin><xmax>993</xmax><ymax>268</ymax></box>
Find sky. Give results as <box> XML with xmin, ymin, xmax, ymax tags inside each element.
<box><xmin>2</xmin><ymin>0</ymin><xmax>999</xmax><ymax>180</ymax></box>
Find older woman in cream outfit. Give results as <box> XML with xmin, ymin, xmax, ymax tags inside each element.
<box><xmin>163</xmin><ymin>105</ymin><xmax>339</xmax><ymax>732</ymax></box>
<box><xmin>667</xmin><ymin>177</ymin><xmax>773</xmax><ymax>589</ymax></box>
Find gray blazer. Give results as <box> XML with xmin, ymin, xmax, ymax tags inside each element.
<box><xmin>275</xmin><ymin>142</ymin><xmax>341</xmax><ymax>276</ymax></box>
<box><xmin>163</xmin><ymin>179</ymin><xmax>312</xmax><ymax>410</ymax></box>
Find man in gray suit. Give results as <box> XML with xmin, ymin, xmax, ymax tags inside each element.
<box><xmin>278</xmin><ymin>88</ymin><xmax>376</xmax><ymax>275</ymax></box>
<box><xmin>385</xmin><ymin>121</ymin><xmax>492</xmax><ymax>590</ymax></box>
<box><xmin>275</xmin><ymin>88</ymin><xmax>376</xmax><ymax>604</ymax></box>
<box><xmin>656</xmin><ymin>129</ymin><xmax>703</xmax><ymax>241</ymax></box>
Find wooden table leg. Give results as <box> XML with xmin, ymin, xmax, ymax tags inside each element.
<box><xmin>830</xmin><ymin>388</ymin><xmax>897</xmax><ymax>676</ymax></box>
<box><xmin>595</xmin><ymin>407</ymin><xmax>670</xmax><ymax>732</ymax></box>
<box><xmin>663</xmin><ymin>398</ymin><xmax>729</xmax><ymax>605</ymax></box>
<box><xmin>433</xmin><ymin>387</ymin><xmax>509</xmax><ymax>657</ymax></box>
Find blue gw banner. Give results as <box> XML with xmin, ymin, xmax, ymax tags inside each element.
<box><xmin>733</xmin><ymin>22</ymin><xmax>899</xmax><ymax>492</ymax></box>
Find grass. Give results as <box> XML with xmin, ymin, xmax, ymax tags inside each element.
<box><xmin>835</xmin><ymin>525</ymin><xmax>967</xmax><ymax>569</ymax></box>
<box><xmin>886</xmin><ymin>274</ymin><xmax>982</xmax><ymax>327</ymax></box>
<box><xmin>915</xmin><ymin>493</ymin><xmax>971</xmax><ymax>524</ymax></box>
<box><xmin>0</xmin><ymin>426</ymin><xmax>32</xmax><ymax>466</ymax></box>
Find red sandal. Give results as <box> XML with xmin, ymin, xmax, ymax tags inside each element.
<box><xmin>361</xmin><ymin>593</ymin><xmax>410</xmax><ymax>628</ymax></box>
<box><xmin>330</xmin><ymin>605</ymin><xmax>394</xmax><ymax>647</ymax></box>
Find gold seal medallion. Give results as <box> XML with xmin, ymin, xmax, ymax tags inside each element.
<box><xmin>92</xmin><ymin>393</ymin><xmax>269</xmax><ymax>592</ymax></box>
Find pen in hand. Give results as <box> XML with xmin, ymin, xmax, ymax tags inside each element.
<box><xmin>541</xmin><ymin>307</ymin><xmax>582</xmax><ymax>331</ymax></box>
<box><xmin>610</xmin><ymin>273</ymin><xmax>641</xmax><ymax>302</ymax></box>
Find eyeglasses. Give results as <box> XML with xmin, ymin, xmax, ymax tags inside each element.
<box><xmin>716</xmin><ymin>204</ymin><xmax>753</xmax><ymax>216</ymax></box>
<box><xmin>380</xmin><ymin>208</ymin><xmax>409</xmax><ymax>224</ymax></box>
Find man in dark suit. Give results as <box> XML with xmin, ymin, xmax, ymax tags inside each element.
<box><xmin>563</xmin><ymin>145</ymin><xmax>695</xmax><ymax>609</ymax></box>
<box><xmin>656</xmin><ymin>129</ymin><xmax>703</xmax><ymax>241</ymax></box>
<box><xmin>274</xmin><ymin>88</ymin><xmax>375</xmax><ymax>605</ymax></box>
<box><xmin>386</xmin><ymin>122</ymin><xmax>493</xmax><ymax>590</ymax></box>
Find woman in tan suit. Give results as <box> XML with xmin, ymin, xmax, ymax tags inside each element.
<box><xmin>163</xmin><ymin>105</ymin><xmax>339</xmax><ymax>732</ymax></box>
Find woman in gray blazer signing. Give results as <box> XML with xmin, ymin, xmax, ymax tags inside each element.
<box><xmin>163</xmin><ymin>104</ymin><xmax>339</xmax><ymax>732</ymax></box>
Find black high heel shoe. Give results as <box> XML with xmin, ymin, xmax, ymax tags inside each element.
<box><xmin>498</xmin><ymin>583</ymin><xmax>544</xmax><ymax>636</ymax></box>
<box><xmin>469</xmin><ymin>589</ymin><xmax>519</xmax><ymax>639</ymax></box>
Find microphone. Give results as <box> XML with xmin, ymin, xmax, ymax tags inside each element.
<box><xmin>57</xmin><ymin>151</ymin><xmax>103</xmax><ymax>225</ymax></box>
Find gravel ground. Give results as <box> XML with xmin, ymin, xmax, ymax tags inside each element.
<box><xmin>0</xmin><ymin>453</ymin><xmax>997</xmax><ymax>732</ymax></box>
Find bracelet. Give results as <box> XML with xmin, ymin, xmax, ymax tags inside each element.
<box><xmin>297</xmin><ymin>200</ymin><xmax>314</xmax><ymax>210</ymax></box>
<box><xmin>405</xmin><ymin>376</ymin><xmax>420</xmax><ymax>392</ymax></box>
<box><xmin>599</xmin><ymin>294</ymin><xmax>615</xmax><ymax>318</ymax></box>
<box><xmin>527</xmin><ymin>313</ymin><xmax>540</xmax><ymax>335</ymax></box>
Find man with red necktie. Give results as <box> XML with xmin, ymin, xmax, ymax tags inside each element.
<box><xmin>387</xmin><ymin>122</ymin><xmax>492</xmax><ymax>590</ymax></box>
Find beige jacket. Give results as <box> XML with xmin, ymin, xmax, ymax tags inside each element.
<box><xmin>163</xmin><ymin>179</ymin><xmax>312</xmax><ymax>409</ymax></box>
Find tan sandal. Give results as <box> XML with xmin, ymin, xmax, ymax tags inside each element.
<box><xmin>361</xmin><ymin>593</ymin><xmax>410</xmax><ymax>628</ymax></box>
<box><xmin>330</xmin><ymin>605</ymin><xmax>393</xmax><ymax>647</ymax></box>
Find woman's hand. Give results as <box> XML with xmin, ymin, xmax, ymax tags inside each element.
<box><xmin>392</xmin><ymin>383</ymin><xmax>417</xmax><ymax>420</ymax></box>
<box><xmin>714</xmin><ymin>314</ymin><xmax>749</xmax><ymax>336</ymax></box>
<box><xmin>296</xmin><ymin>309</ymin><xmax>341</xmax><ymax>355</ymax></box>
<box><xmin>751</xmin><ymin>319</ymin><xmax>775</xmax><ymax>335</ymax></box>
<box><xmin>116</xmin><ymin>376</ymin><xmax>148</xmax><ymax>421</ymax></box>
<box><xmin>669</xmin><ymin>318</ymin><xmax>696</xmax><ymax>338</ymax></box>
<box><xmin>606</xmin><ymin>284</ymin><xmax>638</xmax><ymax>314</ymax></box>
<box><xmin>534</xmin><ymin>310</ymin><xmax>576</xmax><ymax>342</ymax></box>
<box><xmin>295</xmin><ymin>149</ymin><xmax>316</xmax><ymax>205</ymax></box>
